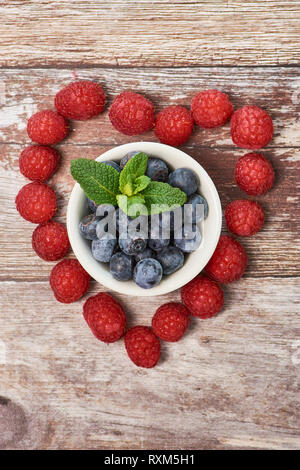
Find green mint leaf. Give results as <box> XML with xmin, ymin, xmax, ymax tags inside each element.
<box><xmin>133</xmin><ymin>175</ymin><xmax>151</xmax><ymax>194</ymax></box>
<box><xmin>71</xmin><ymin>158</ymin><xmax>120</xmax><ymax>205</ymax></box>
<box><xmin>122</xmin><ymin>174</ymin><xmax>135</xmax><ymax>197</ymax></box>
<box><xmin>119</xmin><ymin>152</ymin><xmax>148</xmax><ymax>195</ymax></box>
<box><xmin>116</xmin><ymin>194</ymin><xmax>147</xmax><ymax>217</ymax></box>
<box><xmin>141</xmin><ymin>181</ymin><xmax>187</xmax><ymax>215</ymax></box>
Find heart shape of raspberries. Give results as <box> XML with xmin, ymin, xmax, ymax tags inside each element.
<box><xmin>15</xmin><ymin>80</ymin><xmax>275</xmax><ymax>368</ymax></box>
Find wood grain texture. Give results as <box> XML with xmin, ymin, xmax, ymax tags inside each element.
<box><xmin>1</xmin><ymin>1</ymin><xmax>300</xmax><ymax>67</ymax></box>
<box><xmin>1</xmin><ymin>67</ymin><xmax>300</xmax><ymax>147</ymax></box>
<box><xmin>0</xmin><ymin>278</ymin><xmax>299</xmax><ymax>450</ymax></box>
<box><xmin>1</xmin><ymin>143</ymin><xmax>299</xmax><ymax>280</ymax></box>
<box><xmin>0</xmin><ymin>67</ymin><xmax>299</xmax><ymax>280</ymax></box>
<box><xmin>0</xmin><ymin>1</ymin><xmax>300</xmax><ymax>451</ymax></box>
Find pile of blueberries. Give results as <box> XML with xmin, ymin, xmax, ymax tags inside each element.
<box><xmin>79</xmin><ymin>151</ymin><xmax>208</xmax><ymax>289</ymax></box>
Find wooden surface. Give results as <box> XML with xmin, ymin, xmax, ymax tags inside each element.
<box><xmin>2</xmin><ymin>1</ymin><xmax>300</xmax><ymax>67</ymax></box>
<box><xmin>0</xmin><ymin>1</ymin><xmax>300</xmax><ymax>451</ymax></box>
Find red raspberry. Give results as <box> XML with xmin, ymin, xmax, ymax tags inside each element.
<box><xmin>109</xmin><ymin>91</ymin><xmax>154</xmax><ymax>135</ymax></box>
<box><xmin>154</xmin><ymin>106</ymin><xmax>193</xmax><ymax>147</ymax></box>
<box><xmin>231</xmin><ymin>106</ymin><xmax>273</xmax><ymax>149</ymax></box>
<box><xmin>205</xmin><ymin>235</ymin><xmax>247</xmax><ymax>284</ymax></box>
<box><xmin>181</xmin><ymin>275</ymin><xmax>224</xmax><ymax>319</ymax></box>
<box><xmin>83</xmin><ymin>292</ymin><xmax>126</xmax><ymax>343</ymax></box>
<box><xmin>225</xmin><ymin>200</ymin><xmax>265</xmax><ymax>237</ymax></box>
<box><xmin>55</xmin><ymin>80</ymin><xmax>105</xmax><ymax>120</ymax></box>
<box><xmin>152</xmin><ymin>303</ymin><xmax>190</xmax><ymax>342</ymax></box>
<box><xmin>191</xmin><ymin>90</ymin><xmax>233</xmax><ymax>128</ymax></box>
<box><xmin>19</xmin><ymin>145</ymin><xmax>60</xmax><ymax>182</ymax></box>
<box><xmin>32</xmin><ymin>221</ymin><xmax>70</xmax><ymax>261</ymax></box>
<box><xmin>27</xmin><ymin>110</ymin><xmax>69</xmax><ymax>145</ymax></box>
<box><xmin>15</xmin><ymin>182</ymin><xmax>57</xmax><ymax>224</ymax></box>
<box><xmin>50</xmin><ymin>259</ymin><xmax>90</xmax><ymax>303</ymax></box>
<box><xmin>235</xmin><ymin>152</ymin><xmax>275</xmax><ymax>195</ymax></box>
<box><xmin>125</xmin><ymin>326</ymin><xmax>160</xmax><ymax>368</ymax></box>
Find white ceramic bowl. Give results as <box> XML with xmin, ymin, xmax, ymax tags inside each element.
<box><xmin>67</xmin><ymin>142</ymin><xmax>222</xmax><ymax>297</ymax></box>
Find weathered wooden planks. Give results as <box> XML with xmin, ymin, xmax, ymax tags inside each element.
<box><xmin>1</xmin><ymin>1</ymin><xmax>300</xmax><ymax>67</ymax></box>
<box><xmin>0</xmin><ymin>277</ymin><xmax>299</xmax><ymax>450</ymax></box>
<box><xmin>0</xmin><ymin>1</ymin><xmax>299</xmax><ymax>449</ymax></box>
<box><xmin>1</xmin><ymin>142</ymin><xmax>299</xmax><ymax>280</ymax></box>
<box><xmin>1</xmin><ymin>67</ymin><xmax>300</xmax><ymax>147</ymax></box>
<box><xmin>0</xmin><ymin>67</ymin><xmax>299</xmax><ymax>281</ymax></box>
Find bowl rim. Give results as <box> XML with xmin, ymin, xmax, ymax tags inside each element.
<box><xmin>67</xmin><ymin>142</ymin><xmax>222</xmax><ymax>297</ymax></box>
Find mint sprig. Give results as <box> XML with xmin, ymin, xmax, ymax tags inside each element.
<box><xmin>119</xmin><ymin>152</ymin><xmax>149</xmax><ymax>196</ymax></box>
<box><xmin>70</xmin><ymin>153</ymin><xmax>187</xmax><ymax>216</ymax></box>
<box><xmin>71</xmin><ymin>159</ymin><xmax>120</xmax><ymax>205</ymax></box>
<box><xmin>117</xmin><ymin>194</ymin><xmax>146</xmax><ymax>217</ymax></box>
<box><xmin>142</xmin><ymin>181</ymin><xmax>187</xmax><ymax>214</ymax></box>
<box><xmin>133</xmin><ymin>175</ymin><xmax>151</xmax><ymax>194</ymax></box>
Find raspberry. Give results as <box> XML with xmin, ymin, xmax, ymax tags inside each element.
<box><xmin>235</xmin><ymin>152</ymin><xmax>275</xmax><ymax>195</ymax></box>
<box><xmin>181</xmin><ymin>274</ymin><xmax>224</xmax><ymax>319</ymax></box>
<box><xmin>50</xmin><ymin>259</ymin><xmax>90</xmax><ymax>303</ymax></box>
<box><xmin>83</xmin><ymin>292</ymin><xmax>126</xmax><ymax>343</ymax></box>
<box><xmin>125</xmin><ymin>326</ymin><xmax>160</xmax><ymax>368</ymax></box>
<box><xmin>231</xmin><ymin>106</ymin><xmax>273</xmax><ymax>149</ymax></box>
<box><xmin>152</xmin><ymin>302</ymin><xmax>190</xmax><ymax>342</ymax></box>
<box><xmin>19</xmin><ymin>145</ymin><xmax>60</xmax><ymax>182</ymax></box>
<box><xmin>27</xmin><ymin>110</ymin><xmax>69</xmax><ymax>145</ymax></box>
<box><xmin>15</xmin><ymin>182</ymin><xmax>57</xmax><ymax>224</ymax></box>
<box><xmin>154</xmin><ymin>106</ymin><xmax>193</xmax><ymax>146</ymax></box>
<box><xmin>32</xmin><ymin>221</ymin><xmax>70</xmax><ymax>261</ymax></box>
<box><xmin>55</xmin><ymin>80</ymin><xmax>105</xmax><ymax>120</ymax></box>
<box><xmin>205</xmin><ymin>235</ymin><xmax>247</xmax><ymax>284</ymax></box>
<box><xmin>191</xmin><ymin>90</ymin><xmax>233</xmax><ymax>128</ymax></box>
<box><xmin>109</xmin><ymin>91</ymin><xmax>154</xmax><ymax>135</ymax></box>
<box><xmin>225</xmin><ymin>200</ymin><xmax>265</xmax><ymax>236</ymax></box>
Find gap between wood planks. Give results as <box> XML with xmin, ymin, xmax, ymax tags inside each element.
<box><xmin>2</xmin><ymin>142</ymin><xmax>300</xmax><ymax>150</ymax></box>
<box><xmin>1</xmin><ymin>64</ymin><xmax>300</xmax><ymax>70</ymax></box>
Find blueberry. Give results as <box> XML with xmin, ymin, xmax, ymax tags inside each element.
<box><xmin>88</xmin><ymin>199</ymin><xmax>115</xmax><ymax>215</ymax></box>
<box><xmin>133</xmin><ymin>258</ymin><xmax>163</xmax><ymax>289</ymax></box>
<box><xmin>110</xmin><ymin>252</ymin><xmax>133</xmax><ymax>281</ymax></box>
<box><xmin>87</xmin><ymin>198</ymin><xmax>98</xmax><ymax>213</ymax></box>
<box><xmin>185</xmin><ymin>193</ymin><xmax>208</xmax><ymax>223</ymax></box>
<box><xmin>119</xmin><ymin>230</ymin><xmax>148</xmax><ymax>256</ymax></box>
<box><xmin>148</xmin><ymin>236</ymin><xmax>169</xmax><ymax>252</ymax></box>
<box><xmin>168</xmin><ymin>168</ymin><xmax>199</xmax><ymax>196</ymax></box>
<box><xmin>120</xmin><ymin>151</ymin><xmax>141</xmax><ymax>169</ymax></box>
<box><xmin>103</xmin><ymin>160</ymin><xmax>121</xmax><ymax>173</ymax></box>
<box><xmin>156</xmin><ymin>246</ymin><xmax>184</xmax><ymax>275</ymax></box>
<box><xmin>92</xmin><ymin>234</ymin><xmax>117</xmax><ymax>262</ymax></box>
<box><xmin>146</xmin><ymin>158</ymin><xmax>169</xmax><ymax>182</ymax></box>
<box><xmin>79</xmin><ymin>214</ymin><xmax>99</xmax><ymax>240</ymax></box>
<box><xmin>158</xmin><ymin>206</ymin><xmax>184</xmax><ymax>232</ymax></box>
<box><xmin>134</xmin><ymin>247</ymin><xmax>156</xmax><ymax>263</ymax></box>
<box><xmin>174</xmin><ymin>224</ymin><xmax>202</xmax><ymax>252</ymax></box>
<box><xmin>148</xmin><ymin>223</ymin><xmax>170</xmax><ymax>251</ymax></box>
